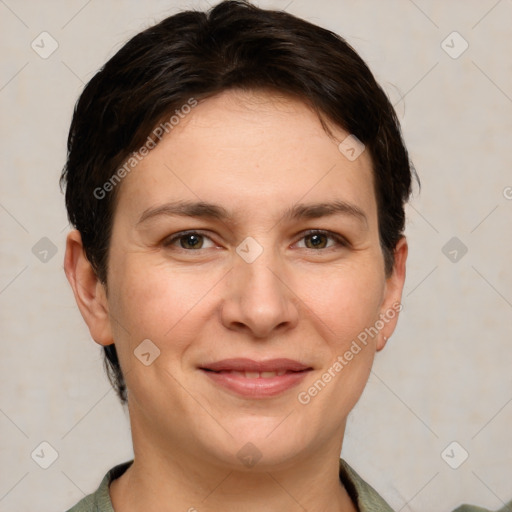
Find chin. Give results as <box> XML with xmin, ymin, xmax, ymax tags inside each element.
<box><xmin>197</xmin><ymin>417</ymin><xmax>311</xmax><ymax>470</ymax></box>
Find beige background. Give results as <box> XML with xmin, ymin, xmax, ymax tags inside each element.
<box><xmin>1</xmin><ymin>1</ymin><xmax>511</xmax><ymax>511</ymax></box>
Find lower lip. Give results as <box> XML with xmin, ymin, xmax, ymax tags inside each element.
<box><xmin>201</xmin><ymin>370</ymin><xmax>310</xmax><ymax>398</ymax></box>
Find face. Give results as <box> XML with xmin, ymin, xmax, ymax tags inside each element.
<box><xmin>68</xmin><ymin>89</ymin><xmax>406</xmax><ymax>471</ymax></box>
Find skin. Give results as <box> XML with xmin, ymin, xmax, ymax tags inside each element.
<box><xmin>65</xmin><ymin>89</ymin><xmax>407</xmax><ymax>512</ymax></box>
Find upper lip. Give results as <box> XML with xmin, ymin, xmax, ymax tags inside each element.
<box><xmin>200</xmin><ymin>358</ymin><xmax>311</xmax><ymax>372</ymax></box>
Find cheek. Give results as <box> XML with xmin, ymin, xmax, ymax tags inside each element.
<box><xmin>295</xmin><ymin>268</ymin><xmax>384</xmax><ymax>419</ymax></box>
<box><xmin>106</xmin><ymin>260</ymin><xmax>216</xmax><ymax>406</ymax></box>
<box><xmin>107</xmin><ymin>256</ymin><xmax>221</xmax><ymax>350</ymax></box>
<box><xmin>297</xmin><ymin>261</ymin><xmax>385</xmax><ymax>344</ymax></box>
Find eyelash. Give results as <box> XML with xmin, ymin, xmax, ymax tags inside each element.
<box><xmin>163</xmin><ymin>229</ymin><xmax>349</xmax><ymax>251</ymax></box>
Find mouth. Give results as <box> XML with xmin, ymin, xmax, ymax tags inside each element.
<box><xmin>203</xmin><ymin>369</ymin><xmax>293</xmax><ymax>378</ymax></box>
<box><xmin>199</xmin><ymin>358</ymin><xmax>313</xmax><ymax>398</ymax></box>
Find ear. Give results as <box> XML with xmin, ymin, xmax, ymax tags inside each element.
<box><xmin>376</xmin><ymin>236</ymin><xmax>408</xmax><ymax>351</ymax></box>
<box><xmin>63</xmin><ymin>229</ymin><xmax>113</xmax><ymax>346</ymax></box>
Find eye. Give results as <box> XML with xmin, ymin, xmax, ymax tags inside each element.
<box><xmin>295</xmin><ymin>229</ymin><xmax>348</xmax><ymax>250</ymax></box>
<box><xmin>163</xmin><ymin>231</ymin><xmax>216</xmax><ymax>250</ymax></box>
<box><xmin>162</xmin><ymin>229</ymin><xmax>348</xmax><ymax>252</ymax></box>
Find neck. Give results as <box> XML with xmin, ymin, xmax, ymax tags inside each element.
<box><xmin>111</xmin><ymin>456</ymin><xmax>356</xmax><ymax>512</ymax></box>
<box><xmin>110</xmin><ymin>410</ymin><xmax>357</xmax><ymax>512</ymax></box>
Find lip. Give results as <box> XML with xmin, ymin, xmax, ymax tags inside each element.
<box><xmin>199</xmin><ymin>358</ymin><xmax>312</xmax><ymax>399</ymax></box>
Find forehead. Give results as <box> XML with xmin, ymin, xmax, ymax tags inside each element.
<box><xmin>114</xmin><ymin>89</ymin><xmax>377</xmax><ymax>227</ymax></box>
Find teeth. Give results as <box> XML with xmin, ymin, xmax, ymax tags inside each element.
<box><xmin>214</xmin><ymin>370</ymin><xmax>293</xmax><ymax>378</ymax></box>
<box><xmin>234</xmin><ymin>370</ymin><xmax>288</xmax><ymax>378</ymax></box>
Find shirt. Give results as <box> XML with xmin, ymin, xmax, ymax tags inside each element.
<box><xmin>65</xmin><ymin>458</ymin><xmax>512</xmax><ymax>512</ymax></box>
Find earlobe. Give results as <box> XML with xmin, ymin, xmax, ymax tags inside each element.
<box><xmin>64</xmin><ymin>229</ymin><xmax>113</xmax><ymax>346</ymax></box>
<box><xmin>376</xmin><ymin>236</ymin><xmax>408</xmax><ymax>351</ymax></box>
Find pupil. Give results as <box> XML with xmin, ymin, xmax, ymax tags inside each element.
<box><xmin>184</xmin><ymin>234</ymin><xmax>201</xmax><ymax>248</ymax></box>
<box><xmin>309</xmin><ymin>234</ymin><xmax>325</xmax><ymax>248</ymax></box>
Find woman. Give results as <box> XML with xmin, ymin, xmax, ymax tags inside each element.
<box><xmin>60</xmin><ymin>1</ymin><xmax>510</xmax><ymax>510</ymax></box>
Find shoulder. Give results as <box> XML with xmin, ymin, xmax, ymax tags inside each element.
<box><xmin>339</xmin><ymin>459</ymin><xmax>512</xmax><ymax>512</ymax></box>
<box><xmin>64</xmin><ymin>460</ymin><xmax>133</xmax><ymax>512</ymax></box>
<box><xmin>66</xmin><ymin>493</ymin><xmax>96</xmax><ymax>512</ymax></box>
<box><xmin>452</xmin><ymin>503</ymin><xmax>512</xmax><ymax>512</ymax></box>
<box><xmin>339</xmin><ymin>458</ymin><xmax>395</xmax><ymax>511</ymax></box>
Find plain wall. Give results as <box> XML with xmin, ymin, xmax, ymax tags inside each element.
<box><xmin>1</xmin><ymin>1</ymin><xmax>511</xmax><ymax>511</ymax></box>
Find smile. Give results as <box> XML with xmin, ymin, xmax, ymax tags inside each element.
<box><xmin>199</xmin><ymin>358</ymin><xmax>312</xmax><ymax>398</ymax></box>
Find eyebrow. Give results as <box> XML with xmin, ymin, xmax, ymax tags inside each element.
<box><xmin>137</xmin><ymin>199</ymin><xmax>368</xmax><ymax>228</ymax></box>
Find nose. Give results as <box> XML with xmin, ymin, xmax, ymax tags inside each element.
<box><xmin>220</xmin><ymin>246</ymin><xmax>299</xmax><ymax>339</ymax></box>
